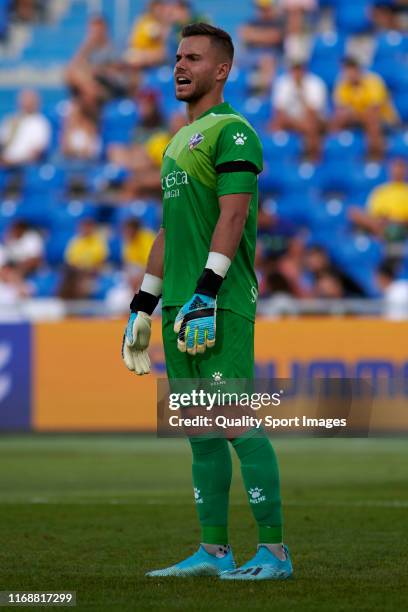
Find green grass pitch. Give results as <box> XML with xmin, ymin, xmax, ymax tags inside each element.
<box><xmin>0</xmin><ymin>436</ymin><xmax>407</xmax><ymax>611</ymax></box>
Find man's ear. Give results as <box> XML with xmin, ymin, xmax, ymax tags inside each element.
<box><xmin>216</xmin><ymin>62</ymin><xmax>231</xmax><ymax>82</ymax></box>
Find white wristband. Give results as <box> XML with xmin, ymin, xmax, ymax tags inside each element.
<box><xmin>206</xmin><ymin>252</ymin><xmax>232</xmax><ymax>278</ymax></box>
<box><xmin>141</xmin><ymin>273</ymin><xmax>163</xmax><ymax>297</ymax></box>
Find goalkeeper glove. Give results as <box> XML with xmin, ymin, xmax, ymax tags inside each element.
<box><xmin>122</xmin><ymin>311</ymin><xmax>152</xmax><ymax>375</ymax></box>
<box><xmin>122</xmin><ymin>278</ymin><xmax>161</xmax><ymax>375</ymax></box>
<box><xmin>174</xmin><ymin>267</ymin><xmax>225</xmax><ymax>355</ymax></box>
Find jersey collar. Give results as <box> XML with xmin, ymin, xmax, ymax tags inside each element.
<box><xmin>195</xmin><ymin>102</ymin><xmax>233</xmax><ymax>121</ymax></box>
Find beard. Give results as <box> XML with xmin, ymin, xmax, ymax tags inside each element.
<box><xmin>175</xmin><ymin>77</ymin><xmax>213</xmax><ymax>102</ymax></box>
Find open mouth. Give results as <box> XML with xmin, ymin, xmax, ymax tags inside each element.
<box><xmin>176</xmin><ymin>76</ymin><xmax>192</xmax><ymax>85</ymax></box>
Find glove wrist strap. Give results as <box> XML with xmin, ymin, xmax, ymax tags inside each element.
<box><xmin>130</xmin><ymin>290</ymin><xmax>160</xmax><ymax>315</ymax></box>
<box><xmin>195</xmin><ymin>268</ymin><xmax>224</xmax><ymax>298</ymax></box>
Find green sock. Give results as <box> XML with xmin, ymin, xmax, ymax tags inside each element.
<box><xmin>189</xmin><ymin>436</ymin><xmax>232</xmax><ymax>545</ymax></box>
<box><xmin>231</xmin><ymin>431</ymin><xmax>283</xmax><ymax>544</ymax></box>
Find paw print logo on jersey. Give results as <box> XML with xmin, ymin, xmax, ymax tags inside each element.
<box><xmin>249</xmin><ymin>487</ymin><xmax>266</xmax><ymax>504</ymax></box>
<box><xmin>233</xmin><ymin>132</ymin><xmax>248</xmax><ymax>146</ymax></box>
<box><xmin>211</xmin><ymin>371</ymin><xmax>226</xmax><ymax>386</ymax></box>
<box><xmin>194</xmin><ymin>487</ymin><xmax>203</xmax><ymax>504</ymax></box>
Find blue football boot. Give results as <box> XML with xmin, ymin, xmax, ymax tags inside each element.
<box><xmin>220</xmin><ymin>545</ymin><xmax>293</xmax><ymax>581</ymax></box>
<box><xmin>146</xmin><ymin>545</ymin><xmax>236</xmax><ymax>577</ymax></box>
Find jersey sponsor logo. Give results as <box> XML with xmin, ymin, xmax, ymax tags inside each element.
<box><xmin>161</xmin><ymin>170</ymin><xmax>188</xmax><ymax>190</ymax></box>
<box><xmin>233</xmin><ymin>132</ymin><xmax>248</xmax><ymax>146</ymax></box>
<box><xmin>188</xmin><ymin>132</ymin><xmax>204</xmax><ymax>150</ymax></box>
<box><xmin>161</xmin><ymin>170</ymin><xmax>188</xmax><ymax>199</ymax></box>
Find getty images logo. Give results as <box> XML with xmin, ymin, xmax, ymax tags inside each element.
<box><xmin>0</xmin><ymin>342</ymin><xmax>12</xmax><ymax>403</ymax></box>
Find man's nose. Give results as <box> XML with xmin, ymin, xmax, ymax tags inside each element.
<box><xmin>175</xmin><ymin>57</ymin><xmax>186</xmax><ymax>71</ymax></box>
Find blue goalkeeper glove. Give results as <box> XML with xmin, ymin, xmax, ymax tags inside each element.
<box><xmin>174</xmin><ymin>268</ymin><xmax>225</xmax><ymax>355</ymax></box>
<box><xmin>174</xmin><ymin>293</ymin><xmax>216</xmax><ymax>355</ymax></box>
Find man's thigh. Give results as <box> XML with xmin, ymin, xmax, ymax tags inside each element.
<box><xmin>162</xmin><ymin>307</ymin><xmax>255</xmax><ymax>380</ymax></box>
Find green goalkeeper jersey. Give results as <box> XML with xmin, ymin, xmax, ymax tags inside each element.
<box><xmin>161</xmin><ymin>101</ymin><xmax>263</xmax><ymax>322</ymax></box>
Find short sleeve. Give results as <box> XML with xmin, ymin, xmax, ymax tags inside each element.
<box><xmin>214</xmin><ymin>120</ymin><xmax>263</xmax><ymax>174</ymax></box>
<box><xmin>368</xmin><ymin>186</ymin><xmax>386</xmax><ymax>217</ymax></box>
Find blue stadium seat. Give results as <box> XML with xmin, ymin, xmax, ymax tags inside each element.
<box><xmin>373</xmin><ymin>31</ymin><xmax>408</xmax><ymax>62</ymax></box>
<box><xmin>350</xmin><ymin>161</ymin><xmax>387</xmax><ymax>203</ymax></box>
<box><xmin>142</xmin><ymin>66</ymin><xmax>174</xmax><ymax>94</ymax></box>
<box><xmin>258</xmin><ymin>158</ymin><xmax>290</xmax><ymax>195</ymax></box>
<box><xmin>275</xmin><ymin>193</ymin><xmax>317</xmax><ymax>227</ymax></box>
<box><xmin>50</xmin><ymin>200</ymin><xmax>98</xmax><ymax>233</ymax></box>
<box><xmin>22</xmin><ymin>25</ymin><xmax>84</xmax><ymax>63</ymax></box>
<box><xmin>113</xmin><ymin>199</ymin><xmax>161</xmax><ymax>231</ymax></box>
<box><xmin>371</xmin><ymin>57</ymin><xmax>408</xmax><ymax>92</ymax></box>
<box><xmin>23</xmin><ymin>164</ymin><xmax>65</xmax><ymax>195</ymax></box>
<box><xmin>307</xmin><ymin>197</ymin><xmax>349</xmax><ymax>234</ymax></box>
<box><xmin>261</xmin><ymin>132</ymin><xmax>302</xmax><ymax>160</ymax></box>
<box><xmin>91</xmin><ymin>272</ymin><xmax>117</xmax><ymax>300</ymax></box>
<box><xmin>394</xmin><ymin>91</ymin><xmax>408</xmax><ymax>123</ymax></box>
<box><xmin>334</xmin><ymin>0</ymin><xmax>372</xmax><ymax>35</ymax></box>
<box><xmin>309</xmin><ymin>32</ymin><xmax>346</xmax><ymax>89</ymax></box>
<box><xmin>387</xmin><ymin>131</ymin><xmax>408</xmax><ymax>159</ymax></box>
<box><xmin>327</xmin><ymin>232</ymin><xmax>384</xmax><ymax>296</ymax></box>
<box><xmin>29</xmin><ymin>269</ymin><xmax>61</xmax><ymax>297</ymax></box>
<box><xmin>319</xmin><ymin>159</ymin><xmax>386</xmax><ymax>199</ymax></box>
<box><xmin>101</xmin><ymin>99</ymin><xmax>139</xmax><ymax>146</ymax></box>
<box><xmin>14</xmin><ymin>195</ymin><xmax>54</xmax><ymax>228</ymax></box>
<box><xmin>107</xmin><ymin>234</ymin><xmax>122</xmax><ymax>265</ymax></box>
<box><xmin>323</xmin><ymin>131</ymin><xmax>366</xmax><ymax>162</ymax></box>
<box><xmin>87</xmin><ymin>163</ymin><xmax>130</xmax><ymax>192</ymax></box>
<box><xmin>241</xmin><ymin>97</ymin><xmax>272</xmax><ymax>129</ymax></box>
<box><xmin>0</xmin><ymin>198</ymin><xmax>20</xmax><ymax>233</ymax></box>
<box><xmin>45</xmin><ymin>230</ymin><xmax>72</xmax><ymax>265</ymax></box>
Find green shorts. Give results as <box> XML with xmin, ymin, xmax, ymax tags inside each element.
<box><xmin>162</xmin><ymin>307</ymin><xmax>255</xmax><ymax>380</ymax></box>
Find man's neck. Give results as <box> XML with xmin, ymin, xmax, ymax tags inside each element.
<box><xmin>187</xmin><ymin>93</ymin><xmax>225</xmax><ymax>124</ymax></box>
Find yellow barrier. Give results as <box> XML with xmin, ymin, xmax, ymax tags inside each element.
<box><xmin>32</xmin><ymin>318</ymin><xmax>408</xmax><ymax>431</ymax></box>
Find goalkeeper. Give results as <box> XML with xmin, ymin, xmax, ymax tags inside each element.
<box><xmin>122</xmin><ymin>22</ymin><xmax>293</xmax><ymax>581</ymax></box>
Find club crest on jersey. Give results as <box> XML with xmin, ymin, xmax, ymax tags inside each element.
<box><xmin>188</xmin><ymin>132</ymin><xmax>204</xmax><ymax>150</ymax></box>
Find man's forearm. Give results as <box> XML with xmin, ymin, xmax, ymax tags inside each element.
<box><xmin>210</xmin><ymin>193</ymin><xmax>251</xmax><ymax>260</ymax></box>
<box><xmin>145</xmin><ymin>227</ymin><xmax>165</xmax><ymax>279</ymax></box>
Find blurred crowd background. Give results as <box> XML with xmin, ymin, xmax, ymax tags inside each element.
<box><xmin>0</xmin><ymin>0</ymin><xmax>407</xmax><ymax>318</ymax></box>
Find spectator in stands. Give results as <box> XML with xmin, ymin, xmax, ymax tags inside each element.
<box><xmin>122</xmin><ymin>218</ymin><xmax>155</xmax><ymax>269</ymax></box>
<box><xmin>0</xmin><ymin>262</ymin><xmax>31</xmax><ymax>305</ymax></box>
<box><xmin>239</xmin><ymin>0</ymin><xmax>284</xmax><ymax>53</ymax></box>
<box><xmin>125</xmin><ymin>0</ymin><xmax>170</xmax><ymax>68</ymax></box>
<box><xmin>314</xmin><ymin>270</ymin><xmax>345</xmax><ymax>299</ymax></box>
<box><xmin>166</xmin><ymin>1</ymin><xmax>207</xmax><ymax>61</ymax></box>
<box><xmin>65</xmin><ymin>15</ymin><xmax>125</xmax><ymax>115</ymax></box>
<box><xmin>64</xmin><ymin>218</ymin><xmax>108</xmax><ymax>271</ymax></box>
<box><xmin>303</xmin><ymin>245</ymin><xmax>365</xmax><ymax>296</ymax></box>
<box><xmin>377</xmin><ymin>259</ymin><xmax>408</xmax><ymax>320</ymax></box>
<box><xmin>0</xmin><ymin>220</ymin><xmax>44</xmax><ymax>275</ymax></box>
<box><xmin>57</xmin><ymin>265</ymin><xmax>96</xmax><ymax>301</ymax></box>
<box><xmin>105</xmin><ymin>268</ymin><xmax>146</xmax><ymax>315</ymax></box>
<box><xmin>283</xmin><ymin>0</ymin><xmax>317</xmax><ymax>65</ymax></box>
<box><xmin>248</xmin><ymin>53</ymin><xmax>277</xmax><ymax>96</ymax></box>
<box><xmin>107</xmin><ymin>89</ymin><xmax>166</xmax><ymax>170</ymax></box>
<box><xmin>12</xmin><ymin>0</ymin><xmax>47</xmax><ymax>23</ymax></box>
<box><xmin>60</xmin><ymin>100</ymin><xmax>101</xmax><ymax>161</ymax></box>
<box><xmin>371</xmin><ymin>2</ymin><xmax>401</xmax><ymax>32</ymax></box>
<box><xmin>0</xmin><ymin>89</ymin><xmax>51</xmax><ymax>166</ymax></box>
<box><xmin>349</xmin><ymin>157</ymin><xmax>408</xmax><ymax>240</ymax></box>
<box><xmin>117</xmin><ymin>111</ymin><xmax>186</xmax><ymax>199</ymax></box>
<box><xmin>270</xmin><ymin>60</ymin><xmax>327</xmax><ymax>160</ymax></box>
<box><xmin>331</xmin><ymin>57</ymin><xmax>398</xmax><ymax>158</ymax></box>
